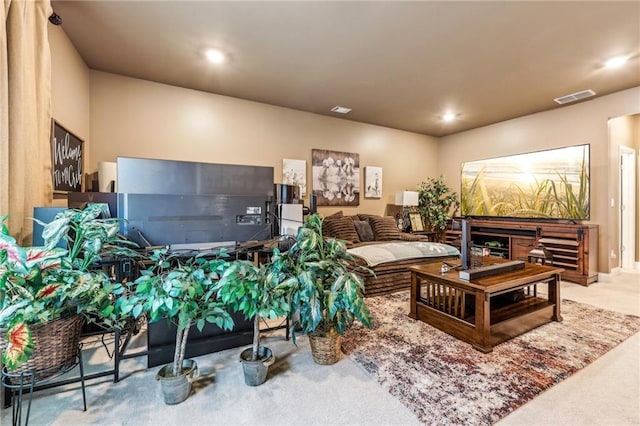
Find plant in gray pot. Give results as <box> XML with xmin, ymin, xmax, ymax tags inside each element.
<box><xmin>281</xmin><ymin>214</ymin><xmax>373</xmax><ymax>365</ymax></box>
<box><xmin>215</xmin><ymin>257</ymin><xmax>292</xmax><ymax>386</ymax></box>
<box><xmin>120</xmin><ymin>248</ymin><xmax>234</xmax><ymax>404</ymax></box>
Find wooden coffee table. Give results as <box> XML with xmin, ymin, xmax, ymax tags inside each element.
<box><xmin>409</xmin><ymin>260</ymin><xmax>563</xmax><ymax>353</ymax></box>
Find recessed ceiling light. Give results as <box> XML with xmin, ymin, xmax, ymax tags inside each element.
<box><xmin>604</xmin><ymin>55</ymin><xmax>628</xmax><ymax>69</ymax></box>
<box><xmin>205</xmin><ymin>48</ymin><xmax>226</xmax><ymax>64</ymax></box>
<box><xmin>330</xmin><ymin>106</ymin><xmax>352</xmax><ymax>114</ymax></box>
<box><xmin>442</xmin><ymin>112</ymin><xmax>456</xmax><ymax>122</ymax></box>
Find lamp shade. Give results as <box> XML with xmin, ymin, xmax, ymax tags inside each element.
<box><xmin>395</xmin><ymin>190</ymin><xmax>419</xmax><ymax>207</ymax></box>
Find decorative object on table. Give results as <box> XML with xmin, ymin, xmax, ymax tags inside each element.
<box><xmin>408</xmin><ymin>212</ymin><xmax>424</xmax><ymax>232</ymax></box>
<box><xmin>280</xmin><ymin>214</ymin><xmax>372</xmax><ymax>364</ymax></box>
<box><xmin>121</xmin><ymin>248</ymin><xmax>234</xmax><ymax>404</ymax></box>
<box><xmin>417</xmin><ymin>176</ymin><xmax>459</xmax><ymax>241</ymax></box>
<box><xmin>51</xmin><ymin>120</ymin><xmax>84</xmax><ymax>193</ymax></box>
<box><xmin>0</xmin><ymin>204</ymin><xmax>139</xmax><ymax>377</ymax></box>
<box><xmin>395</xmin><ymin>190</ymin><xmax>419</xmax><ymax>232</ymax></box>
<box><xmin>311</xmin><ymin>149</ymin><xmax>360</xmax><ymax>207</ymax></box>
<box><xmin>364</xmin><ymin>166</ymin><xmax>382</xmax><ymax>199</ymax></box>
<box><xmin>282</xmin><ymin>158</ymin><xmax>307</xmax><ymax>196</ymax></box>
<box><xmin>215</xmin><ymin>257</ymin><xmax>293</xmax><ymax>386</ymax></box>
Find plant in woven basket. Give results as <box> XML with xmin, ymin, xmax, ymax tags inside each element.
<box><xmin>119</xmin><ymin>247</ymin><xmax>234</xmax><ymax>403</ymax></box>
<box><xmin>417</xmin><ymin>175</ymin><xmax>460</xmax><ymax>240</ymax></box>
<box><xmin>279</xmin><ymin>214</ymin><xmax>372</xmax><ymax>364</ymax></box>
<box><xmin>0</xmin><ymin>204</ymin><xmax>139</xmax><ymax>371</ymax></box>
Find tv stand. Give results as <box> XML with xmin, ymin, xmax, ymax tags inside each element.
<box><xmin>447</xmin><ymin>218</ymin><xmax>598</xmax><ymax>286</ymax></box>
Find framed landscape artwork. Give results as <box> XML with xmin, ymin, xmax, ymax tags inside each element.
<box><xmin>364</xmin><ymin>166</ymin><xmax>382</xmax><ymax>198</ymax></box>
<box><xmin>282</xmin><ymin>158</ymin><xmax>307</xmax><ymax>196</ymax></box>
<box><xmin>311</xmin><ymin>149</ymin><xmax>360</xmax><ymax>206</ymax></box>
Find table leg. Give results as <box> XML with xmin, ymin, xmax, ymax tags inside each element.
<box><xmin>549</xmin><ymin>272</ymin><xmax>563</xmax><ymax>322</ymax></box>
<box><xmin>472</xmin><ymin>290</ymin><xmax>493</xmax><ymax>353</ymax></box>
<box><xmin>409</xmin><ymin>272</ymin><xmax>418</xmax><ymax>319</ymax></box>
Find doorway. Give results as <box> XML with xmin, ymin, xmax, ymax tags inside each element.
<box><xmin>619</xmin><ymin>145</ymin><xmax>636</xmax><ymax>270</ymax></box>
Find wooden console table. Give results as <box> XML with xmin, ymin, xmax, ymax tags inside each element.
<box><xmin>409</xmin><ymin>260</ymin><xmax>563</xmax><ymax>353</ymax></box>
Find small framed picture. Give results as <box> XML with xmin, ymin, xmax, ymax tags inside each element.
<box><xmin>364</xmin><ymin>166</ymin><xmax>382</xmax><ymax>199</ymax></box>
<box><xmin>409</xmin><ymin>212</ymin><xmax>424</xmax><ymax>232</ymax></box>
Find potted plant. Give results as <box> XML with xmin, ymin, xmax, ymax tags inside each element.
<box><xmin>0</xmin><ymin>204</ymin><xmax>139</xmax><ymax>376</ymax></box>
<box><xmin>417</xmin><ymin>175</ymin><xmax>460</xmax><ymax>241</ymax></box>
<box><xmin>215</xmin><ymin>255</ymin><xmax>293</xmax><ymax>386</ymax></box>
<box><xmin>120</xmin><ymin>247</ymin><xmax>235</xmax><ymax>404</ymax></box>
<box><xmin>281</xmin><ymin>214</ymin><xmax>372</xmax><ymax>365</ymax></box>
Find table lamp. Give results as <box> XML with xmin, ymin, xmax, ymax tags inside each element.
<box><xmin>395</xmin><ymin>191</ymin><xmax>419</xmax><ymax>232</ymax></box>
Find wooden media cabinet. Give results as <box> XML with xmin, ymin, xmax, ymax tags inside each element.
<box><xmin>446</xmin><ymin>218</ymin><xmax>598</xmax><ymax>285</ymax></box>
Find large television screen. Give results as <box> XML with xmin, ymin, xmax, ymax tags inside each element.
<box><xmin>461</xmin><ymin>144</ymin><xmax>590</xmax><ymax>220</ymax></box>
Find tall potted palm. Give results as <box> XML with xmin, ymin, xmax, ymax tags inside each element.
<box><xmin>281</xmin><ymin>214</ymin><xmax>372</xmax><ymax>365</ymax></box>
<box><xmin>215</xmin><ymin>256</ymin><xmax>293</xmax><ymax>385</ymax></box>
<box><xmin>0</xmin><ymin>204</ymin><xmax>138</xmax><ymax>377</ymax></box>
<box><xmin>120</xmin><ymin>248</ymin><xmax>235</xmax><ymax>404</ymax></box>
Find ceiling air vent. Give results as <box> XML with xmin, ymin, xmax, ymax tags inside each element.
<box><xmin>553</xmin><ymin>89</ymin><xmax>596</xmax><ymax>105</ymax></box>
<box><xmin>330</xmin><ymin>106</ymin><xmax>352</xmax><ymax>114</ymax></box>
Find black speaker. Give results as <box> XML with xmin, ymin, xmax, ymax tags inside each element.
<box><xmin>309</xmin><ymin>193</ymin><xmax>317</xmax><ymax>214</ymax></box>
<box><xmin>460</xmin><ymin>219</ymin><xmax>472</xmax><ymax>270</ymax></box>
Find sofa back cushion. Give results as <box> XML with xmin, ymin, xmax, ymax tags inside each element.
<box><xmin>322</xmin><ymin>211</ymin><xmax>344</xmax><ymax>236</ymax></box>
<box><xmin>324</xmin><ymin>216</ymin><xmax>360</xmax><ymax>244</ymax></box>
<box><xmin>368</xmin><ymin>216</ymin><xmax>404</xmax><ymax>241</ymax></box>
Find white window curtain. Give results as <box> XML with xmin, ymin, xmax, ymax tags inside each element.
<box><xmin>1</xmin><ymin>0</ymin><xmax>53</xmax><ymax>244</ymax></box>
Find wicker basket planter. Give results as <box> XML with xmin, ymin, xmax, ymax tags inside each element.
<box><xmin>308</xmin><ymin>330</ymin><xmax>342</xmax><ymax>365</ymax></box>
<box><xmin>0</xmin><ymin>315</ymin><xmax>84</xmax><ymax>383</ymax></box>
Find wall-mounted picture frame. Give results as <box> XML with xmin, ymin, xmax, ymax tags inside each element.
<box><xmin>409</xmin><ymin>212</ymin><xmax>424</xmax><ymax>232</ymax></box>
<box><xmin>283</xmin><ymin>158</ymin><xmax>307</xmax><ymax>195</ymax></box>
<box><xmin>311</xmin><ymin>149</ymin><xmax>359</xmax><ymax>206</ymax></box>
<box><xmin>364</xmin><ymin>166</ymin><xmax>382</xmax><ymax>198</ymax></box>
<box><xmin>51</xmin><ymin>119</ymin><xmax>84</xmax><ymax>193</ymax></box>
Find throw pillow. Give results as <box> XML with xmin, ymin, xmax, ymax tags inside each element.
<box><xmin>353</xmin><ymin>220</ymin><xmax>375</xmax><ymax>242</ymax></box>
<box><xmin>324</xmin><ymin>216</ymin><xmax>360</xmax><ymax>244</ymax></box>
<box><xmin>368</xmin><ymin>215</ymin><xmax>403</xmax><ymax>241</ymax></box>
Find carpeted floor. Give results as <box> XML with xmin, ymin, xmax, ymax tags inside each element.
<box><xmin>341</xmin><ymin>291</ymin><xmax>640</xmax><ymax>426</ymax></box>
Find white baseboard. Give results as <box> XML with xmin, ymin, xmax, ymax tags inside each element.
<box><xmin>598</xmin><ymin>268</ymin><xmax>622</xmax><ymax>282</ymax></box>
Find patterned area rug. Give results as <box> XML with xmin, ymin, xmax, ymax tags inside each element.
<box><xmin>341</xmin><ymin>291</ymin><xmax>640</xmax><ymax>425</ymax></box>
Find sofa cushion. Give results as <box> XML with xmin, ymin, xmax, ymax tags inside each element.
<box><xmin>357</xmin><ymin>213</ymin><xmax>381</xmax><ymax>222</ymax></box>
<box><xmin>353</xmin><ymin>220</ymin><xmax>375</xmax><ymax>242</ymax></box>
<box><xmin>324</xmin><ymin>216</ymin><xmax>360</xmax><ymax>243</ymax></box>
<box><xmin>322</xmin><ymin>211</ymin><xmax>344</xmax><ymax>237</ymax></box>
<box><xmin>368</xmin><ymin>216</ymin><xmax>404</xmax><ymax>241</ymax></box>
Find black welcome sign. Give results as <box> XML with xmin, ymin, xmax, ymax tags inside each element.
<box><xmin>51</xmin><ymin>120</ymin><xmax>83</xmax><ymax>192</ymax></box>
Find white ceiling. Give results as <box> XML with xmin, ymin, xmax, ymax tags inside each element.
<box><xmin>52</xmin><ymin>1</ymin><xmax>640</xmax><ymax>137</ymax></box>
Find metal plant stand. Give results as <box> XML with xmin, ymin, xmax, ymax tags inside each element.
<box><xmin>1</xmin><ymin>346</ymin><xmax>86</xmax><ymax>426</ymax></box>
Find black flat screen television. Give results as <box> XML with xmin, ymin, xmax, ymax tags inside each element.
<box><xmin>460</xmin><ymin>144</ymin><xmax>590</xmax><ymax>220</ymax></box>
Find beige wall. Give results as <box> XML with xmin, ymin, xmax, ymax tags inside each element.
<box><xmin>49</xmin><ymin>24</ymin><xmax>640</xmax><ymax>273</ymax></box>
<box><xmin>438</xmin><ymin>88</ymin><xmax>640</xmax><ymax>273</ymax></box>
<box><xmin>88</xmin><ymin>71</ymin><xmax>440</xmax><ymax>216</ymax></box>
<box><xmin>48</xmin><ymin>25</ymin><xmax>90</xmax><ymax>206</ymax></box>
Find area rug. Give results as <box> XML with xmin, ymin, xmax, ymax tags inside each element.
<box><xmin>341</xmin><ymin>291</ymin><xmax>640</xmax><ymax>425</ymax></box>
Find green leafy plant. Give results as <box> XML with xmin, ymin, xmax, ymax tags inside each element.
<box><xmin>215</xmin><ymin>257</ymin><xmax>292</xmax><ymax>362</ymax></box>
<box><xmin>417</xmin><ymin>176</ymin><xmax>460</xmax><ymax>237</ymax></box>
<box><xmin>280</xmin><ymin>214</ymin><xmax>372</xmax><ymax>339</ymax></box>
<box><xmin>120</xmin><ymin>248</ymin><xmax>234</xmax><ymax>377</ymax></box>
<box><xmin>0</xmin><ymin>204</ymin><xmax>139</xmax><ymax>369</ymax></box>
